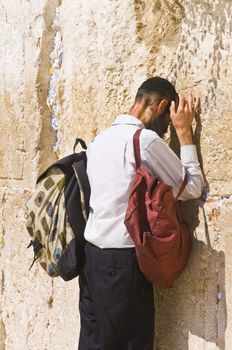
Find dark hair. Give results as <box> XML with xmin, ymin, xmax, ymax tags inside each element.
<box><xmin>137</xmin><ymin>77</ymin><xmax>178</xmax><ymax>101</ymax></box>
<box><xmin>133</xmin><ymin>89</ymin><xmax>171</xmax><ymax>108</ymax></box>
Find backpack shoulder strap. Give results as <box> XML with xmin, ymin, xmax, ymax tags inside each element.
<box><xmin>133</xmin><ymin>129</ymin><xmax>143</xmax><ymax>169</ymax></box>
<box><xmin>73</xmin><ymin>158</ymin><xmax>90</xmax><ymax>217</ymax></box>
<box><xmin>73</xmin><ymin>138</ymin><xmax>87</xmax><ymax>153</ymax></box>
<box><xmin>175</xmin><ymin>173</ymin><xmax>188</xmax><ymax>200</ymax></box>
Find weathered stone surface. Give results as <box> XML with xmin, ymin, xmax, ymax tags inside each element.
<box><xmin>0</xmin><ymin>0</ymin><xmax>232</xmax><ymax>349</ymax></box>
<box><xmin>0</xmin><ymin>2</ymin><xmax>79</xmax><ymax>350</ymax></box>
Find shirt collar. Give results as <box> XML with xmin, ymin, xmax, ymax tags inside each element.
<box><xmin>112</xmin><ymin>114</ymin><xmax>145</xmax><ymax>129</ymax></box>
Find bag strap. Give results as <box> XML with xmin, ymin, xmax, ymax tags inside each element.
<box><xmin>73</xmin><ymin>138</ymin><xmax>87</xmax><ymax>153</ymax></box>
<box><xmin>175</xmin><ymin>173</ymin><xmax>188</xmax><ymax>200</ymax></box>
<box><xmin>73</xmin><ymin>159</ymin><xmax>90</xmax><ymax>217</ymax></box>
<box><xmin>133</xmin><ymin>129</ymin><xmax>143</xmax><ymax>169</ymax></box>
<box><xmin>133</xmin><ymin>128</ymin><xmax>188</xmax><ymax>199</ymax></box>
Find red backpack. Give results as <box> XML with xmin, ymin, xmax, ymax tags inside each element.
<box><xmin>124</xmin><ymin>129</ymin><xmax>191</xmax><ymax>288</ymax></box>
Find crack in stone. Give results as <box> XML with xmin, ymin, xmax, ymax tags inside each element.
<box><xmin>35</xmin><ymin>0</ymin><xmax>61</xmax><ymax>171</ymax></box>
<box><xmin>47</xmin><ymin>4</ymin><xmax>63</xmax><ymax>153</ymax></box>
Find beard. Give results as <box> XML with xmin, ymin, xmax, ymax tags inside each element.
<box><xmin>147</xmin><ymin>109</ymin><xmax>170</xmax><ymax>138</ymax></box>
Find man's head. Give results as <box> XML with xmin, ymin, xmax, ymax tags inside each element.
<box><xmin>130</xmin><ymin>77</ymin><xmax>178</xmax><ymax>137</ymax></box>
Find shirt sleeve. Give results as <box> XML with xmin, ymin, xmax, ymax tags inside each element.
<box><xmin>141</xmin><ymin>136</ymin><xmax>204</xmax><ymax>201</ymax></box>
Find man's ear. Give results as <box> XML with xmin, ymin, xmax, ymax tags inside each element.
<box><xmin>157</xmin><ymin>98</ymin><xmax>169</xmax><ymax>114</ymax></box>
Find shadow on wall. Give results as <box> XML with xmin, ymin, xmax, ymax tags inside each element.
<box><xmin>154</xmin><ymin>113</ymin><xmax>227</xmax><ymax>350</ymax></box>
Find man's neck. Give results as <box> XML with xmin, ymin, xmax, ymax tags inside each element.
<box><xmin>129</xmin><ymin>105</ymin><xmax>146</xmax><ymax>125</ymax></box>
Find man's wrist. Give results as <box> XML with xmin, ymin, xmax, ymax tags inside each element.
<box><xmin>176</xmin><ymin>129</ymin><xmax>193</xmax><ymax>146</ymax></box>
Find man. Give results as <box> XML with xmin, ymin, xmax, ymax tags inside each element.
<box><xmin>78</xmin><ymin>77</ymin><xmax>204</xmax><ymax>350</ymax></box>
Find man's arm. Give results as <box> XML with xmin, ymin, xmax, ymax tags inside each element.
<box><xmin>142</xmin><ymin>93</ymin><xmax>204</xmax><ymax>200</ymax></box>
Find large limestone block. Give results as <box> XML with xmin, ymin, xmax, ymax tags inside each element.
<box><xmin>1</xmin><ymin>1</ymin><xmax>80</xmax><ymax>350</ymax></box>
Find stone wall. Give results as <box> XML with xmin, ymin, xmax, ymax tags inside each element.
<box><xmin>0</xmin><ymin>0</ymin><xmax>231</xmax><ymax>349</ymax></box>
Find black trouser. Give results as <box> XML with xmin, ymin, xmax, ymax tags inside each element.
<box><xmin>78</xmin><ymin>242</ymin><xmax>154</xmax><ymax>350</ymax></box>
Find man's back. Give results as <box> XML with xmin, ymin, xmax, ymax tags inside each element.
<box><xmin>84</xmin><ymin>114</ymin><xmax>203</xmax><ymax>248</ymax></box>
<box><xmin>85</xmin><ymin>115</ymin><xmax>143</xmax><ymax>248</ymax></box>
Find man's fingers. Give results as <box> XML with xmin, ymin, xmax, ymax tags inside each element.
<box><xmin>178</xmin><ymin>94</ymin><xmax>185</xmax><ymax>110</ymax></box>
<box><xmin>184</xmin><ymin>102</ymin><xmax>189</xmax><ymax>112</ymax></box>
<box><xmin>170</xmin><ymin>100</ymin><xmax>175</xmax><ymax>114</ymax></box>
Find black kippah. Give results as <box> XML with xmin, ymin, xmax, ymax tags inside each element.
<box><xmin>138</xmin><ymin>77</ymin><xmax>178</xmax><ymax>100</ymax></box>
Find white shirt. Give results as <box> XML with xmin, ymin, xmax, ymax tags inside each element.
<box><xmin>84</xmin><ymin>114</ymin><xmax>204</xmax><ymax>248</ymax></box>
